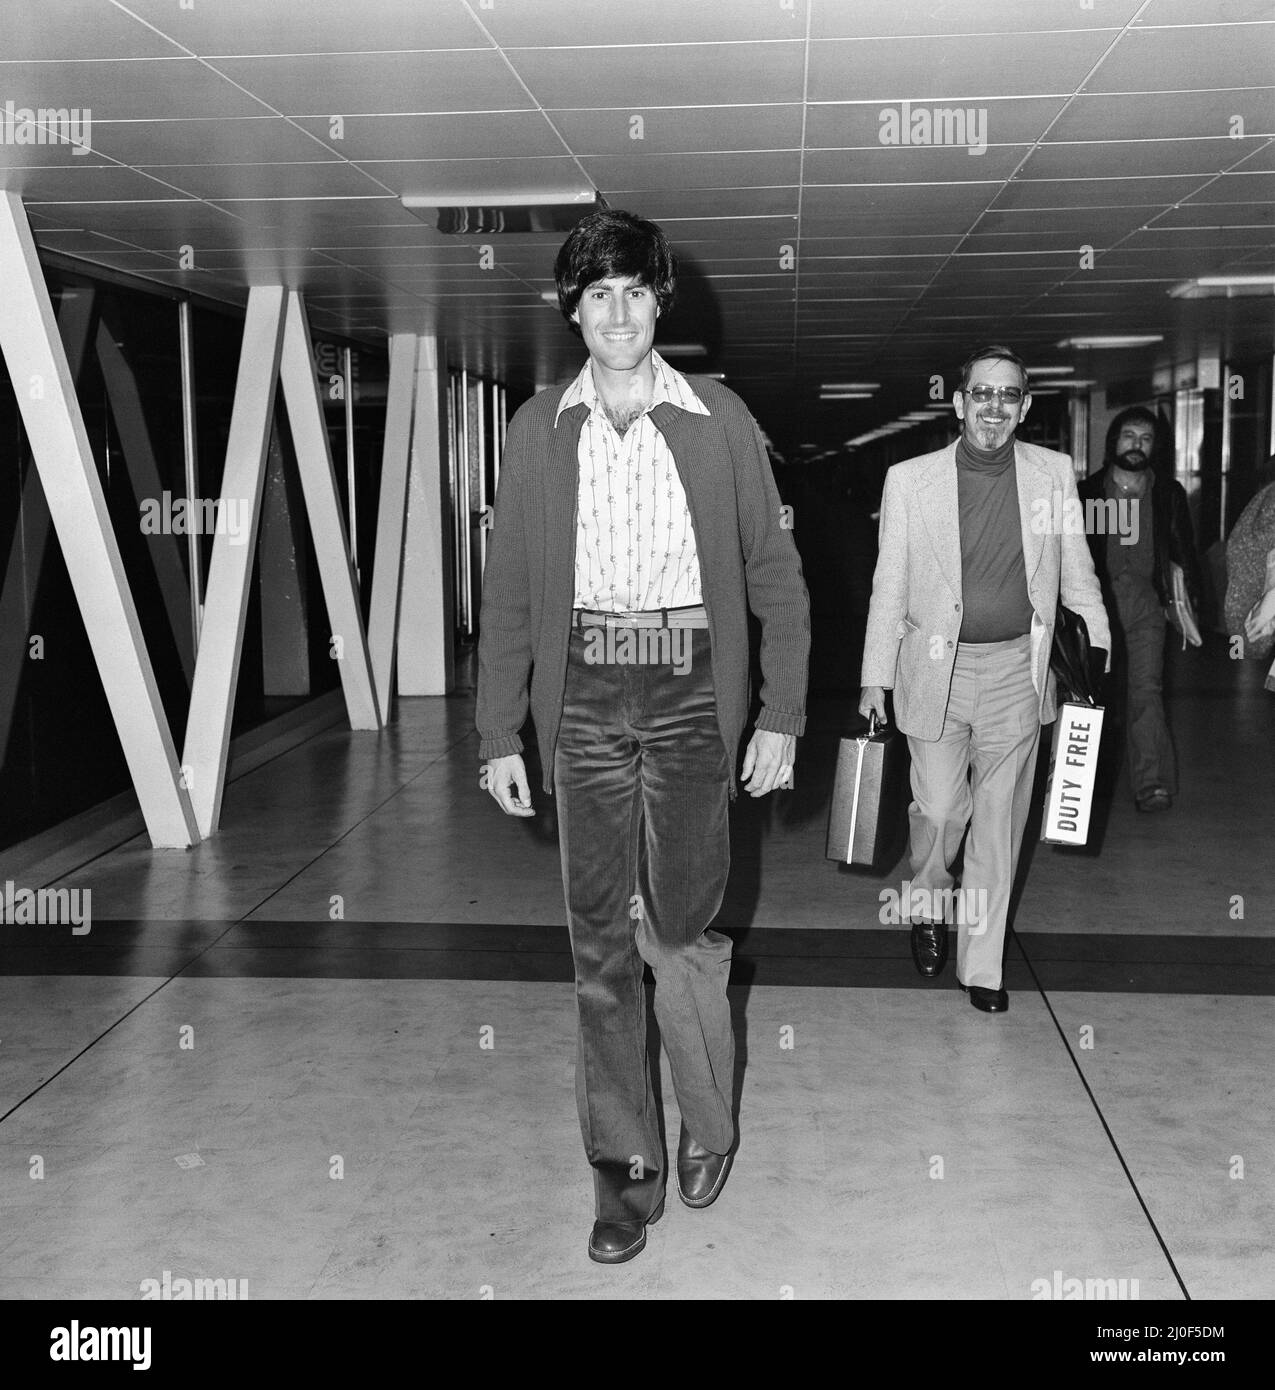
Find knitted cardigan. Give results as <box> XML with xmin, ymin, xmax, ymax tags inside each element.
<box><xmin>476</xmin><ymin>376</ymin><xmax>810</xmax><ymax>792</ymax></box>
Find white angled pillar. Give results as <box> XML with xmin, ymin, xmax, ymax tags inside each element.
<box><xmin>397</xmin><ymin>335</ymin><xmax>455</xmax><ymax>695</ymax></box>
<box><xmin>182</xmin><ymin>284</ymin><xmax>287</xmax><ymax>837</ymax></box>
<box><xmin>0</xmin><ymin>191</ymin><xmax>199</xmax><ymax>848</ymax></box>
<box><xmin>366</xmin><ymin>332</ymin><xmax>419</xmax><ymax>722</ymax></box>
<box><xmin>277</xmin><ymin>290</ymin><xmax>380</xmax><ymax>731</ymax></box>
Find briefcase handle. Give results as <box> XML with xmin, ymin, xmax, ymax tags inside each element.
<box><xmin>862</xmin><ymin>711</ymin><xmax>882</xmax><ymax>741</ymax></box>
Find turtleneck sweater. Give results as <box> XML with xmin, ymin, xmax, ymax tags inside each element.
<box><xmin>955</xmin><ymin>434</ymin><xmax>1035</xmax><ymax>642</ymax></box>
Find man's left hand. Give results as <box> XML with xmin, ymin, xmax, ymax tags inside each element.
<box><xmin>741</xmin><ymin>729</ymin><xmax>796</xmax><ymax>797</ymax></box>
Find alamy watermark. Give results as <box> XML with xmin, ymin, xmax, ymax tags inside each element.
<box><xmin>1</xmin><ymin>101</ymin><xmax>92</xmax><ymax>155</ymax></box>
<box><xmin>1031</xmin><ymin>494</ymin><xmax>1140</xmax><ymax>546</ymax></box>
<box><xmin>139</xmin><ymin>1269</ymin><xmax>248</xmax><ymax>1300</ymax></box>
<box><xmin>1</xmin><ymin>881</ymin><xmax>91</xmax><ymax>935</ymax></box>
<box><xmin>139</xmin><ymin>491</ymin><xmax>252</xmax><ymax>547</ymax></box>
<box><xmin>581</xmin><ymin>625</ymin><xmax>692</xmax><ymax>675</ymax></box>
<box><xmin>878</xmin><ymin>101</ymin><xmax>987</xmax><ymax>156</ymax></box>
<box><xmin>1032</xmin><ymin>1269</ymin><xmax>1140</xmax><ymax>1300</ymax></box>
<box><xmin>878</xmin><ymin>879</ymin><xmax>987</xmax><ymax>932</ymax></box>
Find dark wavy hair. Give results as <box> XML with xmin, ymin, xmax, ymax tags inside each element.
<box><xmin>1104</xmin><ymin>406</ymin><xmax>1162</xmax><ymax>467</ymax></box>
<box><xmin>554</xmin><ymin>209</ymin><xmax>677</xmax><ymax>336</ymax></box>
<box><xmin>958</xmin><ymin>343</ymin><xmax>1029</xmax><ymax>392</ymax></box>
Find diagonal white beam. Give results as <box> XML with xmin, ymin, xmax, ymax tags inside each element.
<box><xmin>182</xmin><ymin>284</ymin><xmax>286</xmax><ymax>836</ymax></box>
<box><xmin>366</xmin><ymin>332</ymin><xmax>419</xmax><ymax>722</ymax></box>
<box><xmin>397</xmin><ymin>335</ymin><xmax>455</xmax><ymax>695</ymax></box>
<box><xmin>0</xmin><ymin>191</ymin><xmax>198</xmax><ymax>848</ymax></box>
<box><xmin>278</xmin><ymin>290</ymin><xmax>380</xmax><ymax>731</ymax></box>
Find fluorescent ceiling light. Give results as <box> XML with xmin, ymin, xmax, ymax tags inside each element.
<box><xmin>1032</xmin><ymin>378</ymin><xmax>1097</xmax><ymax>389</ymax></box>
<box><xmin>901</xmin><ymin>412</ymin><xmax>937</xmax><ymax>420</ymax></box>
<box><xmin>821</xmin><ymin>381</ymin><xmax>880</xmax><ymax>391</ymax></box>
<box><xmin>820</xmin><ymin>391</ymin><xmax>874</xmax><ymax>400</ymax></box>
<box><xmin>656</xmin><ymin>342</ymin><xmax>707</xmax><ymax>356</ymax></box>
<box><xmin>402</xmin><ymin>187</ymin><xmax>602</xmax><ymax>234</ymax></box>
<box><xmin>1056</xmin><ymin>335</ymin><xmax>1163</xmax><ymax>349</ymax></box>
<box><xmin>1168</xmin><ymin>275</ymin><xmax>1275</xmax><ymax>300</ymax></box>
<box><xmin>1026</xmin><ymin>365</ymin><xmax>1074</xmax><ymax>376</ymax></box>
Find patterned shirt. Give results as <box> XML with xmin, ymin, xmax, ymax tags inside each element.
<box><xmin>556</xmin><ymin>350</ymin><xmax>709</xmax><ymax>612</ymax></box>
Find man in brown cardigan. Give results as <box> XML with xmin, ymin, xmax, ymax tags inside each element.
<box><xmin>477</xmin><ymin>209</ymin><xmax>809</xmax><ymax>1264</ymax></box>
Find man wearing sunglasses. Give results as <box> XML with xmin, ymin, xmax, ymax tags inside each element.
<box><xmin>859</xmin><ymin>345</ymin><xmax>1109</xmax><ymax>1012</ymax></box>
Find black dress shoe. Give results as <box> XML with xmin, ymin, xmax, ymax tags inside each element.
<box><xmin>676</xmin><ymin>1123</ymin><xmax>733</xmax><ymax>1208</ymax></box>
<box><xmin>910</xmin><ymin>921</ymin><xmax>948</xmax><ymax>978</ymax></box>
<box><xmin>959</xmin><ymin>982</ymin><xmax>1008</xmax><ymax>1013</ymax></box>
<box><xmin>588</xmin><ymin>1197</ymin><xmax>664</xmax><ymax>1265</ymax></box>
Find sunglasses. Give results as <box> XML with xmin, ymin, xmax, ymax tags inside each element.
<box><xmin>966</xmin><ymin>385</ymin><xmax>1026</xmax><ymax>403</ymax></box>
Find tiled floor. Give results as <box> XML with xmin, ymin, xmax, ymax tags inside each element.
<box><xmin>0</xmin><ymin>635</ymin><xmax>1271</xmax><ymax>1299</ymax></box>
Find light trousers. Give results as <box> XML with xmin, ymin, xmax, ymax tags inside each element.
<box><xmin>905</xmin><ymin>635</ymin><xmax>1041</xmax><ymax>990</ymax></box>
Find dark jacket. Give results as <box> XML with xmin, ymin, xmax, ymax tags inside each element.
<box><xmin>1078</xmin><ymin>426</ymin><xmax>1203</xmax><ymax>614</ymax></box>
<box><xmin>476</xmin><ymin>375</ymin><xmax>810</xmax><ymax>793</ymax></box>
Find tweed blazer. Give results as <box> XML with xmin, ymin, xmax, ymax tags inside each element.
<box><xmin>476</xmin><ymin>375</ymin><xmax>810</xmax><ymax>791</ymax></box>
<box><xmin>860</xmin><ymin>439</ymin><xmax>1110</xmax><ymax>742</ymax></box>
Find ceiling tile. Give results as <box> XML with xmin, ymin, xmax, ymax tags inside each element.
<box><xmin>88</xmin><ymin>117</ymin><xmax>340</xmax><ymax>167</ymax></box>
<box><xmin>806</xmin><ymin>97</ymin><xmax>1067</xmax><ymax>149</ymax></box>
<box><xmin>0</xmin><ymin>59</ymin><xmax>269</xmax><ymax>120</ymax></box>
<box><xmin>131</xmin><ymin>161</ymin><xmax>394</xmax><ymax>201</ymax></box>
<box><xmin>550</xmin><ymin>104</ymin><xmax>804</xmax><ymax>156</ymax></box>
<box><xmin>290</xmin><ymin>112</ymin><xmax>566</xmax><ymax>162</ymax></box>
<box><xmin>508</xmin><ymin>42</ymin><xmax>805</xmax><ymax>109</ymax></box>
<box><xmin>1186</xmin><ymin>170</ymin><xmax>1275</xmax><ymax>203</ymax></box>
<box><xmin>1046</xmin><ymin>89</ymin><xmax>1275</xmax><ymax>142</ymax></box>
<box><xmin>355</xmin><ymin>156</ymin><xmax>586</xmax><ymax>199</ymax></box>
<box><xmin>1022</xmin><ymin>137</ymin><xmax>1266</xmax><ymax>180</ymax></box>
<box><xmin>119</xmin><ymin>0</ymin><xmax>486</xmax><ymax>55</ymax></box>
<box><xmin>807</xmin><ymin>32</ymin><xmax>1113</xmax><ymax>102</ymax></box>
<box><xmin>208</xmin><ymin>51</ymin><xmax>534</xmax><ymax>116</ymax></box>
<box><xmin>805</xmin><ymin>145</ymin><xmax>1026</xmax><ymax>183</ymax></box>
<box><xmin>811</xmin><ymin>0</ymin><xmax>1143</xmax><ymax>37</ymax></box>
<box><xmin>0</xmin><ymin>164</ymin><xmax>195</xmax><ymax>200</ymax></box>
<box><xmin>992</xmin><ymin>175</ymin><xmax>1208</xmax><ymax>209</ymax></box>
<box><xmin>973</xmin><ymin>208</ymin><xmax>1152</xmax><ymax>238</ymax></box>
<box><xmin>1152</xmin><ymin>202</ymin><xmax>1274</xmax><ymax>227</ymax></box>
<box><xmin>613</xmin><ymin>189</ymin><xmax>799</xmax><ymax>219</ymax></box>
<box><xmin>482</xmin><ymin>0</ymin><xmax>809</xmax><ymax>46</ymax></box>
<box><xmin>0</xmin><ymin>4</ymin><xmax>182</xmax><ymax>59</ymax></box>
<box><xmin>580</xmin><ymin>151</ymin><xmax>800</xmax><ymax>191</ymax></box>
<box><xmin>1089</xmin><ymin>25</ymin><xmax>1275</xmax><ymax>92</ymax></box>
<box><xmin>1139</xmin><ymin>0</ymin><xmax>1275</xmax><ymax>22</ymax></box>
<box><xmin>804</xmin><ymin>184</ymin><xmax>994</xmax><ymax>217</ymax></box>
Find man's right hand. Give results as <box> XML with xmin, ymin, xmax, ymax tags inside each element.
<box><xmin>858</xmin><ymin>686</ymin><xmax>888</xmax><ymax>724</ymax></box>
<box><xmin>483</xmin><ymin>753</ymin><xmax>535</xmax><ymax>817</ymax></box>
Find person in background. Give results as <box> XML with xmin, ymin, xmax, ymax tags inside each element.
<box><xmin>1225</xmin><ymin>464</ymin><xmax>1275</xmax><ymax>693</ymax></box>
<box><xmin>1079</xmin><ymin>408</ymin><xmax>1202</xmax><ymax>811</ymax></box>
<box><xmin>860</xmin><ymin>345</ymin><xmax>1108</xmax><ymax>1013</ymax></box>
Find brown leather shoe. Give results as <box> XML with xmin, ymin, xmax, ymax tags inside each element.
<box><xmin>588</xmin><ymin>1197</ymin><xmax>664</xmax><ymax>1264</ymax></box>
<box><xmin>676</xmin><ymin>1123</ymin><xmax>733</xmax><ymax>1208</ymax></box>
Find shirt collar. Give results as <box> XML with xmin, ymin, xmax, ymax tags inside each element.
<box><xmin>554</xmin><ymin>350</ymin><xmax>711</xmax><ymax>424</ymax></box>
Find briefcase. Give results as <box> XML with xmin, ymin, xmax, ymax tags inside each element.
<box><xmin>1040</xmin><ymin>700</ymin><xmax>1105</xmax><ymax>845</ymax></box>
<box><xmin>825</xmin><ymin>713</ymin><xmax>909</xmax><ymax>870</ymax></box>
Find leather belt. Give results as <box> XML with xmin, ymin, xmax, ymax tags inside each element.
<box><xmin>573</xmin><ymin>605</ymin><xmax>708</xmax><ymax>630</ymax></box>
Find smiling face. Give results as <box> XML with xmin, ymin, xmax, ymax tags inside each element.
<box><xmin>954</xmin><ymin>356</ymin><xmax>1032</xmax><ymax>451</ymax></box>
<box><xmin>570</xmin><ymin>274</ymin><xmax>659</xmax><ymax>377</ymax></box>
